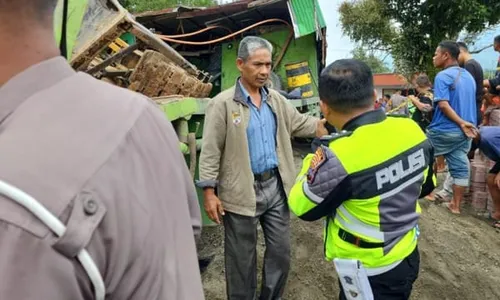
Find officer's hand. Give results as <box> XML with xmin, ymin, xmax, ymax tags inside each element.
<box><xmin>460</xmin><ymin>122</ymin><xmax>478</xmax><ymax>139</ymax></box>
<box><xmin>483</xmin><ymin>79</ymin><xmax>490</xmax><ymax>88</ymax></box>
<box><xmin>316</xmin><ymin>119</ymin><xmax>328</xmax><ymax>137</ymax></box>
<box><xmin>203</xmin><ymin>190</ymin><xmax>224</xmax><ymax>224</ymax></box>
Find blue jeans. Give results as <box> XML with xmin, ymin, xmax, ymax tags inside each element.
<box><xmin>427</xmin><ymin>129</ymin><xmax>471</xmax><ymax>187</ymax></box>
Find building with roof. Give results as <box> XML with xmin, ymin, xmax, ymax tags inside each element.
<box><xmin>373</xmin><ymin>73</ymin><xmax>408</xmax><ymax>99</ymax></box>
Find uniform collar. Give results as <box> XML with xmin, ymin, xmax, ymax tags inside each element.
<box><xmin>342</xmin><ymin>109</ymin><xmax>386</xmax><ymax>132</ymax></box>
<box><xmin>234</xmin><ymin>77</ymin><xmax>269</xmax><ymax>106</ymax></box>
<box><xmin>0</xmin><ymin>56</ymin><xmax>75</xmax><ymax>123</ymax></box>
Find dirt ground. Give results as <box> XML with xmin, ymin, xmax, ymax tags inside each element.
<box><xmin>199</xmin><ymin>149</ymin><xmax>500</xmax><ymax>300</ymax></box>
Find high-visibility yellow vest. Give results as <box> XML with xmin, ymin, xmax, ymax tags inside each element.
<box><xmin>289</xmin><ymin>109</ymin><xmax>435</xmax><ymax>276</ymax></box>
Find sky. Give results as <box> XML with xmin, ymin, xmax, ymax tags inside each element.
<box><xmin>318</xmin><ymin>0</ymin><xmax>499</xmax><ymax>71</ymax></box>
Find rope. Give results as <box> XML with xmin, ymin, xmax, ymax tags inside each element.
<box><xmin>386</xmin><ymin>99</ymin><xmax>410</xmax><ymax>115</ymax></box>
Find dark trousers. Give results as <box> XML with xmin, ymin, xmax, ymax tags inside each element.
<box><xmin>339</xmin><ymin>247</ymin><xmax>420</xmax><ymax>300</ymax></box>
<box><xmin>223</xmin><ymin>175</ymin><xmax>290</xmax><ymax>300</ymax></box>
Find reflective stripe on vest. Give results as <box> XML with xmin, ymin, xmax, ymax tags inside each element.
<box><xmin>364</xmin><ymin>260</ymin><xmax>402</xmax><ymax>276</ymax></box>
<box><xmin>335</xmin><ymin>205</ymin><xmax>385</xmax><ymax>242</ymax></box>
<box><xmin>335</xmin><ymin>172</ymin><xmax>423</xmax><ymax>244</ymax></box>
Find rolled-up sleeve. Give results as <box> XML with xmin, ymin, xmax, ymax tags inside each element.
<box><xmin>197</xmin><ymin>99</ymin><xmax>226</xmax><ymax>188</ymax></box>
<box><xmin>0</xmin><ymin>223</ymin><xmax>87</xmax><ymax>300</ymax></box>
<box><xmin>433</xmin><ymin>73</ymin><xmax>450</xmax><ymax>102</ymax></box>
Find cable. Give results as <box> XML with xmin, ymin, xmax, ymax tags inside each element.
<box><xmin>0</xmin><ymin>180</ymin><xmax>105</xmax><ymax>300</ymax></box>
<box><xmin>162</xmin><ymin>25</ymin><xmax>233</xmax><ymax>39</ymax></box>
<box><xmin>156</xmin><ymin>18</ymin><xmax>291</xmax><ymax>46</ymax></box>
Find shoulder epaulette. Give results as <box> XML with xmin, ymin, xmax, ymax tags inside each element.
<box><xmin>311</xmin><ymin>130</ymin><xmax>352</xmax><ymax>152</ymax></box>
<box><xmin>321</xmin><ymin>130</ymin><xmax>352</xmax><ymax>143</ymax></box>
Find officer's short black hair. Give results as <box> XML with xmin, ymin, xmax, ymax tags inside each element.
<box><xmin>0</xmin><ymin>0</ymin><xmax>57</xmax><ymax>19</ymax></box>
<box><xmin>494</xmin><ymin>35</ymin><xmax>500</xmax><ymax>45</ymax></box>
<box><xmin>438</xmin><ymin>41</ymin><xmax>460</xmax><ymax>60</ymax></box>
<box><xmin>457</xmin><ymin>42</ymin><xmax>468</xmax><ymax>52</ymax></box>
<box><xmin>319</xmin><ymin>59</ymin><xmax>374</xmax><ymax>113</ymax></box>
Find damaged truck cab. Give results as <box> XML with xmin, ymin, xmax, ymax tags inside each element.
<box><xmin>59</xmin><ymin>0</ymin><xmax>327</xmax><ymax>226</ymax></box>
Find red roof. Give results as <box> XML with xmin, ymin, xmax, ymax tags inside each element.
<box><xmin>373</xmin><ymin>73</ymin><xmax>407</xmax><ymax>87</ymax></box>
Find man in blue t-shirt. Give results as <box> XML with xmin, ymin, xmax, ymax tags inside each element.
<box><xmin>427</xmin><ymin>41</ymin><xmax>477</xmax><ymax>214</ymax></box>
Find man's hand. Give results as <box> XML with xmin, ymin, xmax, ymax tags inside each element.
<box><xmin>203</xmin><ymin>188</ymin><xmax>224</xmax><ymax>224</ymax></box>
<box><xmin>495</xmin><ymin>173</ymin><xmax>500</xmax><ymax>189</ymax></box>
<box><xmin>484</xmin><ymin>79</ymin><xmax>491</xmax><ymax>88</ymax></box>
<box><xmin>316</xmin><ymin>119</ymin><xmax>328</xmax><ymax>137</ymax></box>
<box><xmin>460</xmin><ymin>122</ymin><xmax>479</xmax><ymax>139</ymax></box>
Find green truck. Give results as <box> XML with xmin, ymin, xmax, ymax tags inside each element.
<box><xmin>59</xmin><ymin>0</ymin><xmax>327</xmax><ymax>226</ymax></box>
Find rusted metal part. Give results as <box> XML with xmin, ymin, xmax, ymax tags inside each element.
<box><xmin>272</xmin><ymin>29</ymin><xmax>294</xmax><ymax>71</ymax></box>
<box><xmin>130</xmin><ymin>22</ymin><xmax>209</xmax><ymax>81</ymax></box>
<box><xmin>128</xmin><ymin>50</ymin><xmax>212</xmax><ymax>98</ymax></box>
<box><xmin>87</xmin><ymin>43</ymin><xmax>139</xmax><ymax>75</ymax></box>
<box><xmin>71</xmin><ymin>21</ymin><xmax>131</xmax><ymax>71</ymax></box>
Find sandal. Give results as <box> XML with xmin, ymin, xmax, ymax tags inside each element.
<box><xmin>425</xmin><ymin>194</ymin><xmax>436</xmax><ymax>201</ymax></box>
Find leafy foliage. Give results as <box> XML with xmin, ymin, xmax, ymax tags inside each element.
<box><xmin>351</xmin><ymin>47</ymin><xmax>391</xmax><ymax>74</ymax></box>
<box><xmin>339</xmin><ymin>0</ymin><xmax>500</xmax><ymax>79</ymax></box>
<box><xmin>119</xmin><ymin>0</ymin><xmax>216</xmax><ymax>13</ymax></box>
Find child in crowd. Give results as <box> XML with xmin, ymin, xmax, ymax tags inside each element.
<box><xmin>481</xmin><ymin>91</ymin><xmax>500</xmax><ymax>126</ymax></box>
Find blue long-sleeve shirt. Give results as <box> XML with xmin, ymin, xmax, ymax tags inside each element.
<box><xmin>239</xmin><ymin>80</ymin><xmax>278</xmax><ymax>174</ymax></box>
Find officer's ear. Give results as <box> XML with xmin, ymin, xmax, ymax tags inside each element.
<box><xmin>372</xmin><ymin>89</ymin><xmax>377</xmax><ymax>103</ymax></box>
<box><xmin>319</xmin><ymin>99</ymin><xmax>330</xmax><ymax>117</ymax></box>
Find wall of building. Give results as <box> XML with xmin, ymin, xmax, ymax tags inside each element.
<box><xmin>376</xmin><ymin>86</ymin><xmax>405</xmax><ymax>99</ymax></box>
<box><xmin>220</xmin><ymin>29</ymin><xmax>319</xmax><ymax>96</ymax></box>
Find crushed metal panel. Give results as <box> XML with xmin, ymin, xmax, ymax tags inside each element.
<box><xmin>288</xmin><ymin>0</ymin><xmax>326</xmax><ymax>38</ymax></box>
<box><xmin>53</xmin><ymin>0</ymin><xmax>89</xmax><ymax>60</ymax></box>
<box><xmin>69</xmin><ymin>0</ymin><xmax>126</xmax><ymax>69</ymax></box>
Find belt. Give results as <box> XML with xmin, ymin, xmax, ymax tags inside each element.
<box><xmin>338</xmin><ymin>228</ymin><xmax>386</xmax><ymax>249</ymax></box>
<box><xmin>254</xmin><ymin>168</ymin><xmax>278</xmax><ymax>182</ymax></box>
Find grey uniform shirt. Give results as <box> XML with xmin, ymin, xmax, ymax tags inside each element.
<box><xmin>0</xmin><ymin>57</ymin><xmax>204</xmax><ymax>299</ymax></box>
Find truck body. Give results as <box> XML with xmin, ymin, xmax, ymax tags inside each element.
<box><xmin>60</xmin><ymin>0</ymin><xmax>327</xmax><ymax>226</ymax></box>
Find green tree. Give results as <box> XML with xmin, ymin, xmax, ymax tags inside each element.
<box><xmin>120</xmin><ymin>0</ymin><xmax>216</xmax><ymax>13</ymax></box>
<box><xmin>339</xmin><ymin>0</ymin><xmax>500</xmax><ymax>79</ymax></box>
<box><xmin>351</xmin><ymin>47</ymin><xmax>391</xmax><ymax>74</ymax></box>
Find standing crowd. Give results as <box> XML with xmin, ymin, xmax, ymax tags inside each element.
<box><xmin>198</xmin><ymin>36</ymin><xmax>500</xmax><ymax>300</ymax></box>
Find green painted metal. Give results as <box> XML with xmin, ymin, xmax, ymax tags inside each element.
<box><xmin>157</xmin><ymin>97</ymin><xmax>198</xmax><ymax>121</ymax></box>
<box><xmin>120</xmin><ymin>32</ymin><xmax>137</xmax><ymax>45</ymax></box>
<box><xmin>289</xmin><ymin>0</ymin><xmax>326</xmax><ymax>38</ymax></box>
<box><xmin>179</xmin><ymin>142</ymin><xmax>189</xmax><ymax>154</ymax></box>
<box><xmin>221</xmin><ymin>29</ymin><xmax>319</xmax><ymax>96</ymax></box>
<box><xmin>53</xmin><ymin>0</ymin><xmax>89</xmax><ymax>60</ymax></box>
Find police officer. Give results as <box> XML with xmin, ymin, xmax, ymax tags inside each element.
<box><xmin>288</xmin><ymin>59</ymin><xmax>435</xmax><ymax>299</ymax></box>
<box><xmin>0</xmin><ymin>1</ymin><xmax>203</xmax><ymax>299</ymax></box>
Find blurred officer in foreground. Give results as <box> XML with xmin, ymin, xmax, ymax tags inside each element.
<box><xmin>0</xmin><ymin>1</ymin><xmax>203</xmax><ymax>299</ymax></box>
<box><xmin>289</xmin><ymin>59</ymin><xmax>435</xmax><ymax>299</ymax></box>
